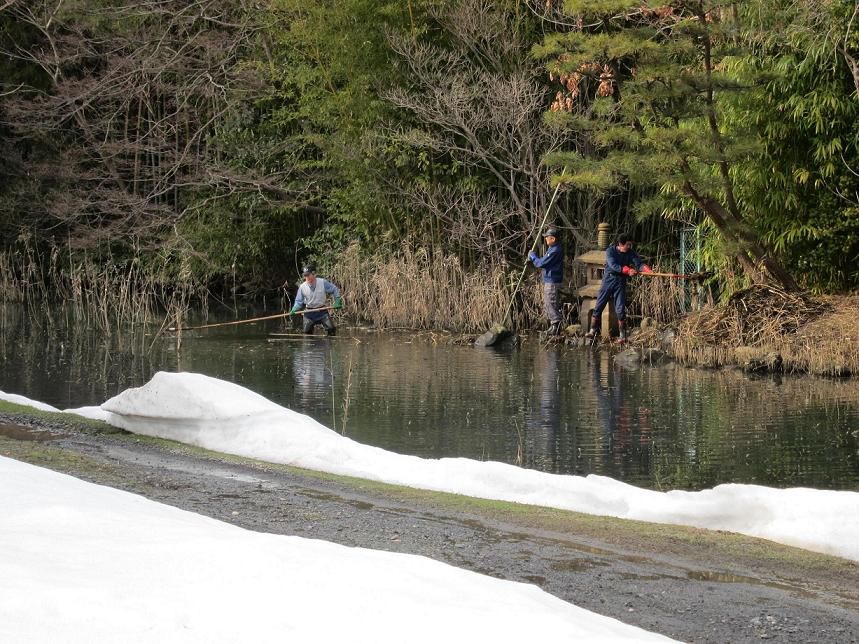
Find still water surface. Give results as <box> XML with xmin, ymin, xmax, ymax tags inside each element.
<box><xmin>1</xmin><ymin>305</ymin><xmax>857</xmax><ymax>491</ymax></box>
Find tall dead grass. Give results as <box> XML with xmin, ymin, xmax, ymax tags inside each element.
<box><xmin>0</xmin><ymin>242</ymin><xmax>205</xmax><ymax>330</ymax></box>
<box><xmin>331</xmin><ymin>242</ymin><xmax>542</xmax><ymax>333</ymax></box>
<box><xmin>0</xmin><ymin>253</ymin><xmax>21</xmax><ymax>299</ymax></box>
<box><xmin>629</xmin><ymin>272</ymin><xmax>689</xmax><ymax>324</ymax></box>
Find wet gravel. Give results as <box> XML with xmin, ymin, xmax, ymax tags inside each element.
<box><xmin>2</xmin><ymin>413</ymin><xmax>858</xmax><ymax>643</ymax></box>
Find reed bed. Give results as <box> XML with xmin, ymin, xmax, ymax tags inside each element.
<box><xmin>330</xmin><ymin>242</ymin><xmax>541</xmax><ymax>334</ymax></box>
<box><xmin>0</xmin><ymin>243</ymin><xmax>51</xmax><ymax>302</ymax></box>
<box><xmin>775</xmin><ymin>295</ymin><xmax>859</xmax><ymax>376</ymax></box>
<box><xmin>0</xmin><ymin>253</ymin><xmax>22</xmax><ymax>299</ymax></box>
<box><xmin>670</xmin><ymin>286</ymin><xmax>859</xmax><ymax>376</ymax></box>
<box><xmin>629</xmin><ymin>270</ymin><xmax>690</xmax><ymax>324</ymax></box>
<box><xmin>676</xmin><ymin>285</ymin><xmax>828</xmax><ymax>346</ymax></box>
<box><xmin>0</xmin><ymin>245</ymin><xmax>206</xmax><ymax>331</ymax></box>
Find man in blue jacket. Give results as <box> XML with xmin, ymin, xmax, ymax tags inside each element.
<box><xmin>528</xmin><ymin>226</ymin><xmax>564</xmax><ymax>336</ymax></box>
<box><xmin>585</xmin><ymin>233</ymin><xmax>651</xmax><ymax>343</ymax></box>
<box><xmin>290</xmin><ymin>264</ymin><xmax>343</xmax><ymax>336</ymax></box>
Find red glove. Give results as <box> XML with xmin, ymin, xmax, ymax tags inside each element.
<box><xmin>622</xmin><ymin>266</ymin><xmax>637</xmax><ymax>276</ymax></box>
<box><xmin>641</xmin><ymin>264</ymin><xmax>652</xmax><ymax>273</ymax></box>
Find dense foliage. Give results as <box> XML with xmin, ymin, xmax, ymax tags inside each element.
<box><xmin>730</xmin><ymin>0</ymin><xmax>859</xmax><ymax>292</ymax></box>
<box><xmin>0</xmin><ymin>0</ymin><xmax>857</xmax><ymax>304</ymax></box>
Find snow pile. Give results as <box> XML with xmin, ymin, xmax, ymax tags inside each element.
<box><xmin>67</xmin><ymin>371</ymin><xmax>859</xmax><ymax>562</ymax></box>
<box><xmin>0</xmin><ymin>369</ymin><xmax>846</xmax><ymax>562</ymax></box>
<box><xmin>0</xmin><ymin>390</ymin><xmax>59</xmax><ymax>412</ymax></box>
<box><xmin>0</xmin><ymin>456</ymin><xmax>676</xmax><ymax>643</ymax></box>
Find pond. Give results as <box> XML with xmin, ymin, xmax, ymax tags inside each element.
<box><xmin>1</xmin><ymin>303</ymin><xmax>857</xmax><ymax>491</ymax></box>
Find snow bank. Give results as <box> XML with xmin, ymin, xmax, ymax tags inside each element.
<box><xmin>77</xmin><ymin>371</ymin><xmax>859</xmax><ymax>562</ymax></box>
<box><xmin>0</xmin><ymin>456</ymin><xmax>676</xmax><ymax>644</ymax></box>
<box><xmin>0</xmin><ymin>390</ymin><xmax>59</xmax><ymax>412</ymax></box>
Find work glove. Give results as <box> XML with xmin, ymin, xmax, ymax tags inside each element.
<box><xmin>334</xmin><ymin>297</ymin><xmax>343</xmax><ymax>310</ymax></box>
<box><xmin>622</xmin><ymin>266</ymin><xmax>638</xmax><ymax>277</ymax></box>
<box><xmin>290</xmin><ymin>304</ymin><xmax>300</xmax><ymax>315</ymax></box>
<box><xmin>641</xmin><ymin>264</ymin><xmax>652</xmax><ymax>273</ymax></box>
<box><xmin>528</xmin><ymin>251</ymin><xmax>537</xmax><ymax>263</ymax></box>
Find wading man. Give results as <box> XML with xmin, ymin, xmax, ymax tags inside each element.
<box><xmin>585</xmin><ymin>233</ymin><xmax>651</xmax><ymax>343</ymax></box>
<box><xmin>290</xmin><ymin>264</ymin><xmax>343</xmax><ymax>336</ymax></box>
<box><xmin>528</xmin><ymin>226</ymin><xmax>564</xmax><ymax>336</ymax></box>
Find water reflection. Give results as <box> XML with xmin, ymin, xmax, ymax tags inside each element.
<box><xmin>525</xmin><ymin>348</ymin><xmax>562</xmax><ymax>472</ymax></box>
<box><xmin>1</xmin><ymin>303</ymin><xmax>858</xmax><ymax>491</ymax></box>
<box><xmin>292</xmin><ymin>339</ymin><xmax>334</xmax><ymax>407</ymax></box>
<box><xmin>588</xmin><ymin>354</ymin><xmax>655</xmax><ymax>485</ymax></box>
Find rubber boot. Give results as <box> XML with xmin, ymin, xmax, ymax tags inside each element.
<box><xmin>584</xmin><ymin>316</ymin><xmax>599</xmax><ymax>339</ymax></box>
<box><xmin>616</xmin><ymin>320</ymin><xmax>627</xmax><ymax>344</ymax></box>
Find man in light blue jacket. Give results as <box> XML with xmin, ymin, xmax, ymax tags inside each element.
<box><xmin>290</xmin><ymin>264</ymin><xmax>343</xmax><ymax>336</ymax></box>
<box><xmin>528</xmin><ymin>226</ymin><xmax>564</xmax><ymax>336</ymax></box>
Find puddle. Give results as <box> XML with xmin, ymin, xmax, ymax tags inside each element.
<box><xmin>619</xmin><ymin>572</ymin><xmax>682</xmax><ymax>582</ymax></box>
<box><xmin>0</xmin><ymin>423</ymin><xmax>62</xmax><ymax>442</ymax></box>
<box><xmin>551</xmin><ymin>558</ymin><xmax>611</xmax><ymax>572</ymax></box>
<box><xmin>298</xmin><ymin>488</ymin><xmax>386</xmax><ymax>512</ymax></box>
<box><xmin>101</xmin><ymin>445</ymin><xmax>272</xmax><ymax>485</ymax></box>
<box><xmin>687</xmin><ymin>570</ymin><xmax>813</xmax><ymax>596</ymax></box>
<box><xmin>219</xmin><ymin>472</ymin><xmax>270</xmax><ymax>484</ymax></box>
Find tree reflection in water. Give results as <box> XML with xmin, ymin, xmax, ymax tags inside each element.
<box><xmin>1</xmin><ymin>304</ymin><xmax>857</xmax><ymax>491</ymax></box>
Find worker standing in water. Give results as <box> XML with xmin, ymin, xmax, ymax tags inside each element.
<box><xmin>290</xmin><ymin>264</ymin><xmax>343</xmax><ymax>336</ymax></box>
<box><xmin>585</xmin><ymin>233</ymin><xmax>651</xmax><ymax>343</ymax></box>
<box><xmin>528</xmin><ymin>226</ymin><xmax>564</xmax><ymax>336</ymax></box>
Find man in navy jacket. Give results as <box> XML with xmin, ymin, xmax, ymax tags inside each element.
<box><xmin>528</xmin><ymin>226</ymin><xmax>564</xmax><ymax>336</ymax></box>
<box><xmin>585</xmin><ymin>233</ymin><xmax>651</xmax><ymax>343</ymax></box>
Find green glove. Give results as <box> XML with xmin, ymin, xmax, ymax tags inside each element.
<box><xmin>290</xmin><ymin>305</ymin><xmax>300</xmax><ymax>315</ymax></box>
<box><xmin>334</xmin><ymin>297</ymin><xmax>343</xmax><ymax>310</ymax></box>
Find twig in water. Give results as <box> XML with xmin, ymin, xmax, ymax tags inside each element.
<box><xmin>340</xmin><ymin>352</ymin><xmax>354</xmax><ymax>435</ymax></box>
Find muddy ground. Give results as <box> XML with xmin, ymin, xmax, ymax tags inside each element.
<box><xmin>2</xmin><ymin>411</ymin><xmax>858</xmax><ymax>643</ymax></box>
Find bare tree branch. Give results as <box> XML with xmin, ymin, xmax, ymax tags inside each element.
<box><xmin>381</xmin><ymin>0</ymin><xmax>579</xmax><ymax>253</ymax></box>
<box><xmin>0</xmin><ymin>0</ymin><xmax>306</xmax><ymax>250</ymax></box>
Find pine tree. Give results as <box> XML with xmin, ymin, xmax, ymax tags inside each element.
<box><xmin>535</xmin><ymin>0</ymin><xmax>798</xmax><ymax>290</ymax></box>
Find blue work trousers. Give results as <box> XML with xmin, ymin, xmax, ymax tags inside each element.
<box><xmin>593</xmin><ymin>283</ymin><xmax>627</xmax><ymax>321</ymax></box>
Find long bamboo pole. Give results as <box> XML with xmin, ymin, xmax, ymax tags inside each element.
<box><xmin>267</xmin><ymin>333</ymin><xmax>354</xmax><ymax>341</ymax></box>
<box><xmin>169</xmin><ymin>307</ymin><xmax>334</xmax><ymax>332</ymax></box>
<box><xmin>639</xmin><ymin>271</ymin><xmax>712</xmax><ymax>280</ymax></box>
<box><xmin>500</xmin><ymin>167</ymin><xmax>568</xmax><ymax>328</ymax></box>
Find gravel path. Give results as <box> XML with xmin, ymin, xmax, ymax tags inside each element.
<box><xmin>2</xmin><ymin>413</ymin><xmax>858</xmax><ymax>643</ymax></box>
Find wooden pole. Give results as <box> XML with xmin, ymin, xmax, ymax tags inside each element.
<box><xmin>500</xmin><ymin>167</ymin><xmax>568</xmax><ymax>328</ymax></box>
<box><xmin>169</xmin><ymin>307</ymin><xmax>334</xmax><ymax>332</ymax></box>
<box><xmin>639</xmin><ymin>271</ymin><xmax>684</xmax><ymax>278</ymax></box>
<box><xmin>639</xmin><ymin>271</ymin><xmax>711</xmax><ymax>280</ymax></box>
<box><xmin>267</xmin><ymin>334</ymin><xmax>354</xmax><ymax>341</ymax></box>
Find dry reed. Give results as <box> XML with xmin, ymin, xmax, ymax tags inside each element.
<box><xmin>629</xmin><ymin>271</ymin><xmax>690</xmax><ymax>324</ymax></box>
<box><xmin>670</xmin><ymin>286</ymin><xmax>859</xmax><ymax>376</ymax></box>
<box><xmin>676</xmin><ymin>285</ymin><xmax>828</xmax><ymax>346</ymax></box>
<box><xmin>330</xmin><ymin>242</ymin><xmax>542</xmax><ymax>333</ymax></box>
<box><xmin>0</xmin><ymin>243</ymin><xmax>206</xmax><ymax>331</ymax></box>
